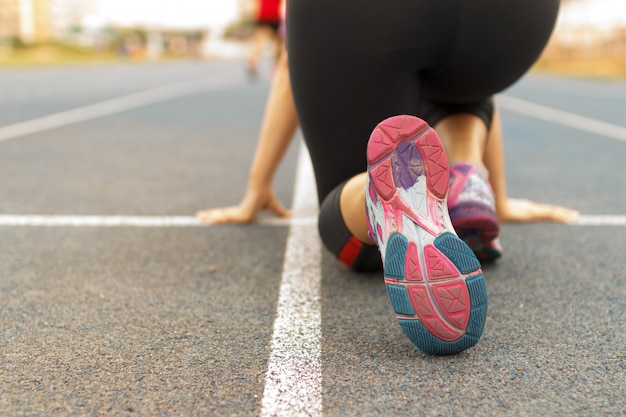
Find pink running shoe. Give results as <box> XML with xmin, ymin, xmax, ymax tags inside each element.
<box><xmin>448</xmin><ymin>163</ymin><xmax>501</xmax><ymax>262</ymax></box>
<box><xmin>366</xmin><ymin>115</ymin><xmax>487</xmax><ymax>355</ymax></box>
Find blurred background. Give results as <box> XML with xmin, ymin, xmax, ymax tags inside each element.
<box><xmin>540</xmin><ymin>0</ymin><xmax>626</xmax><ymax>77</ymax></box>
<box><xmin>0</xmin><ymin>0</ymin><xmax>257</xmax><ymax>64</ymax></box>
<box><xmin>0</xmin><ymin>0</ymin><xmax>624</xmax><ymax>77</ymax></box>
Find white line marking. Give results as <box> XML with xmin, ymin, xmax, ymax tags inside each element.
<box><xmin>260</xmin><ymin>144</ymin><xmax>322</xmax><ymax>417</ymax></box>
<box><xmin>0</xmin><ymin>215</ymin><xmax>204</xmax><ymax>227</ymax></box>
<box><xmin>571</xmin><ymin>215</ymin><xmax>626</xmax><ymax>226</ymax></box>
<box><xmin>0</xmin><ymin>214</ymin><xmax>623</xmax><ymax>227</ymax></box>
<box><xmin>0</xmin><ymin>214</ymin><xmax>316</xmax><ymax>227</ymax></box>
<box><xmin>0</xmin><ymin>72</ymin><xmax>238</xmax><ymax>143</ymax></box>
<box><xmin>498</xmin><ymin>95</ymin><xmax>626</xmax><ymax>142</ymax></box>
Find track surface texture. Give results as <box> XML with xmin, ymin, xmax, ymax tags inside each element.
<box><xmin>0</xmin><ymin>61</ymin><xmax>624</xmax><ymax>416</ymax></box>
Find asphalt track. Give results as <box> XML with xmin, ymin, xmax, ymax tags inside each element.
<box><xmin>0</xmin><ymin>60</ymin><xmax>624</xmax><ymax>416</ymax></box>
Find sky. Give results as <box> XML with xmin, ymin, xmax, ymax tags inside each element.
<box><xmin>92</xmin><ymin>0</ymin><xmax>626</xmax><ymax>30</ymax></box>
<box><xmin>95</xmin><ymin>0</ymin><xmax>240</xmax><ymax>30</ymax></box>
<box><xmin>559</xmin><ymin>0</ymin><xmax>626</xmax><ymax>27</ymax></box>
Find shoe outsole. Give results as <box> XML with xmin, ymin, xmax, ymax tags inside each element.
<box><xmin>366</xmin><ymin>115</ymin><xmax>488</xmax><ymax>355</ymax></box>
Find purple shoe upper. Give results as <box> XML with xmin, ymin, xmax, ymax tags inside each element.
<box><xmin>448</xmin><ymin>162</ymin><xmax>501</xmax><ymax>262</ymax></box>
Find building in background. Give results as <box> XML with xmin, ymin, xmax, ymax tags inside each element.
<box><xmin>0</xmin><ymin>0</ymin><xmax>98</xmax><ymax>44</ymax></box>
<box><xmin>0</xmin><ymin>0</ymin><xmax>22</xmax><ymax>44</ymax></box>
<box><xmin>50</xmin><ymin>0</ymin><xmax>99</xmax><ymax>40</ymax></box>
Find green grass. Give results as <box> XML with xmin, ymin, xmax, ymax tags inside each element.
<box><xmin>0</xmin><ymin>42</ymin><xmax>121</xmax><ymax>67</ymax></box>
<box><xmin>533</xmin><ymin>56</ymin><xmax>626</xmax><ymax>80</ymax></box>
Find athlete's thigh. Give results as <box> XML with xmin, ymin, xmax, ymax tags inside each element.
<box><xmin>287</xmin><ymin>0</ymin><xmax>453</xmax><ymax>201</ymax></box>
<box><xmin>422</xmin><ymin>0</ymin><xmax>560</xmax><ymax>102</ymax></box>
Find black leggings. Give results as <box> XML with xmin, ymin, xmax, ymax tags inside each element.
<box><xmin>287</xmin><ymin>0</ymin><xmax>559</xmax><ymax>270</ymax></box>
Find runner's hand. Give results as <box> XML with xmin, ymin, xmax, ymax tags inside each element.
<box><xmin>196</xmin><ymin>187</ymin><xmax>291</xmax><ymax>224</ymax></box>
<box><xmin>498</xmin><ymin>197</ymin><xmax>579</xmax><ymax>223</ymax></box>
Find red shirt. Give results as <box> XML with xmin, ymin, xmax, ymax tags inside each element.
<box><xmin>258</xmin><ymin>0</ymin><xmax>281</xmax><ymax>23</ymax></box>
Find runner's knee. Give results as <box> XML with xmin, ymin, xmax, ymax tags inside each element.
<box><xmin>318</xmin><ymin>181</ymin><xmax>382</xmax><ymax>272</ymax></box>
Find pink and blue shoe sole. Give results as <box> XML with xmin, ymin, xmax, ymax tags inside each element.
<box><xmin>366</xmin><ymin>115</ymin><xmax>487</xmax><ymax>355</ymax></box>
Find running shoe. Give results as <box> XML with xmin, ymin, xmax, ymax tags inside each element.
<box><xmin>448</xmin><ymin>162</ymin><xmax>501</xmax><ymax>262</ymax></box>
<box><xmin>365</xmin><ymin>115</ymin><xmax>487</xmax><ymax>355</ymax></box>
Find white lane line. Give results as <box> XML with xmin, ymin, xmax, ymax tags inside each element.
<box><xmin>0</xmin><ymin>214</ymin><xmax>623</xmax><ymax>227</ymax></box>
<box><xmin>0</xmin><ymin>215</ymin><xmax>204</xmax><ymax>227</ymax></box>
<box><xmin>260</xmin><ymin>145</ymin><xmax>322</xmax><ymax>417</ymax></box>
<box><xmin>0</xmin><ymin>71</ymin><xmax>238</xmax><ymax>143</ymax></box>
<box><xmin>0</xmin><ymin>214</ymin><xmax>315</xmax><ymax>227</ymax></box>
<box><xmin>498</xmin><ymin>94</ymin><xmax>626</xmax><ymax>142</ymax></box>
<box><xmin>571</xmin><ymin>215</ymin><xmax>626</xmax><ymax>226</ymax></box>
